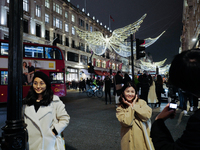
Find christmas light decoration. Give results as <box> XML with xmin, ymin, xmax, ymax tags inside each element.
<box><xmin>74</xmin><ymin>14</ymin><xmax>165</xmax><ymax>57</ymax></box>
<box><xmin>140</xmin><ymin>58</ymin><xmax>167</xmax><ymax>69</ymax></box>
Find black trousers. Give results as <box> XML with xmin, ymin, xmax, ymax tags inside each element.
<box><xmin>105</xmin><ymin>90</ymin><xmax>111</xmax><ymax>103</ymax></box>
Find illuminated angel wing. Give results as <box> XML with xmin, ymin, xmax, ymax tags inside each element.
<box><xmin>109</xmin><ymin>14</ymin><xmax>147</xmax><ymax>56</ymax></box>
<box><xmin>74</xmin><ymin>26</ymin><xmax>109</xmax><ymax>55</ymax></box>
<box><xmin>143</xmin><ymin>31</ymin><xmax>165</xmax><ymax>47</ymax></box>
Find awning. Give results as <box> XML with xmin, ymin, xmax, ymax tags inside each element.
<box><xmin>94</xmin><ymin>70</ymin><xmax>103</xmax><ymax>76</ymax></box>
<box><xmin>103</xmin><ymin>71</ymin><xmax>110</xmax><ymax>76</ymax></box>
<box><xmin>112</xmin><ymin>72</ymin><xmax>116</xmax><ymax>76</ymax></box>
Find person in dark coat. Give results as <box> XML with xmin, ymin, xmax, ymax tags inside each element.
<box><xmin>155</xmin><ymin>75</ymin><xmax>165</xmax><ymax>107</ymax></box>
<box><xmin>139</xmin><ymin>74</ymin><xmax>149</xmax><ymax>103</ymax></box>
<box><xmin>150</xmin><ymin>49</ymin><xmax>200</xmax><ymax>150</ymax></box>
<box><xmin>104</xmin><ymin>76</ymin><xmax>112</xmax><ymax>104</ymax></box>
<box><xmin>123</xmin><ymin>73</ymin><xmax>131</xmax><ymax>85</ymax></box>
<box><xmin>114</xmin><ymin>71</ymin><xmax>123</xmax><ymax>106</ymax></box>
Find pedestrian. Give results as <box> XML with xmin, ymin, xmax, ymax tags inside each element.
<box><xmin>23</xmin><ymin>71</ymin><xmax>70</xmax><ymax>150</ymax></box>
<box><xmin>147</xmin><ymin>75</ymin><xmax>158</xmax><ymax>108</ymax></box>
<box><xmin>150</xmin><ymin>49</ymin><xmax>200</xmax><ymax>150</ymax></box>
<box><xmin>104</xmin><ymin>76</ymin><xmax>112</xmax><ymax>104</ymax></box>
<box><xmin>155</xmin><ymin>75</ymin><xmax>165</xmax><ymax>107</ymax></box>
<box><xmin>114</xmin><ymin>71</ymin><xmax>124</xmax><ymax>107</ymax></box>
<box><xmin>123</xmin><ymin>73</ymin><xmax>131</xmax><ymax>85</ymax></box>
<box><xmin>116</xmin><ymin>81</ymin><xmax>154</xmax><ymax>150</ymax></box>
<box><xmin>139</xmin><ymin>74</ymin><xmax>149</xmax><ymax>103</ymax></box>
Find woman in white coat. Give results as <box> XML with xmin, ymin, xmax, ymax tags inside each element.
<box><xmin>23</xmin><ymin>71</ymin><xmax>70</xmax><ymax>150</ymax></box>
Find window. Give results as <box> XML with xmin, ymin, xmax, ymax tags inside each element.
<box><xmin>56</xmin><ymin>18</ymin><xmax>59</xmax><ymax>28</ymax></box>
<box><xmin>86</xmin><ymin>23</ymin><xmax>88</xmax><ymax>30</ymax></box>
<box><xmin>56</xmin><ymin>4</ymin><xmax>59</xmax><ymax>14</ymax></box>
<box><xmin>45</xmin><ymin>30</ymin><xmax>50</xmax><ymax>41</ymax></box>
<box><xmin>1</xmin><ymin>42</ymin><xmax>9</xmax><ymax>55</ymax></box>
<box><xmin>60</xmin><ymin>20</ymin><xmax>62</xmax><ymax>29</ymax></box>
<box><xmin>79</xmin><ymin>18</ymin><xmax>84</xmax><ymax>27</ymax></box>
<box><xmin>72</xmin><ymin>14</ymin><xmax>75</xmax><ymax>22</ymax></box>
<box><xmin>1</xmin><ymin>71</ymin><xmax>8</xmax><ymax>85</ymax></box>
<box><xmin>72</xmin><ymin>27</ymin><xmax>75</xmax><ymax>35</ymax></box>
<box><xmin>80</xmin><ymin>55</ymin><xmax>88</xmax><ymax>65</ymax></box>
<box><xmin>50</xmin><ymin>72</ymin><xmax>64</xmax><ymax>84</ymax></box>
<box><xmin>36</xmin><ymin>24</ymin><xmax>41</xmax><ymax>37</ymax></box>
<box><xmin>90</xmin><ymin>26</ymin><xmax>92</xmax><ymax>32</ymax></box>
<box><xmin>65</xmin><ymin>24</ymin><xmax>69</xmax><ymax>32</ymax></box>
<box><xmin>45</xmin><ymin>47</ymin><xmax>62</xmax><ymax>59</ymax></box>
<box><xmin>67</xmin><ymin>52</ymin><xmax>78</xmax><ymax>62</ymax></box>
<box><xmin>45</xmin><ymin>14</ymin><xmax>49</xmax><ymax>23</ymax></box>
<box><xmin>65</xmin><ymin>38</ymin><xmax>69</xmax><ymax>46</ymax></box>
<box><xmin>53</xmin><ymin>3</ymin><xmax>55</xmax><ymax>11</ymax></box>
<box><xmin>45</xmin><ymin>0</ymin><xmax>50</xmax><ymax>8</ymax></box>
<box><xmin>23</xmin><ymin>0</ymin><xmax>29</xmax><ymax>11</ymax></box>
<box><xmin>65</xmin><ymin>12</ymin><xmax>68</xmax><ymax>18</ymax></box>
<box><xmin>24</xmin><ymin>45</ymin><xmax>43</xmax><ymax>58</ymax></box>
<box><xmin>53</xmin><ymin>17</ymin><xmax>55</xmax><ymax>26</ymax></box>
<box><xmin>36</xmin><ymin>5</ymin><xmax>41</xmax><ymax>17</ymax></box>
<box><xmin>23</xmin><ymin>19</ymin><xmax>28</xmax><ymax>33</ymax></box>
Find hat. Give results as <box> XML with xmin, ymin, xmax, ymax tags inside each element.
<box><xmin>33</xmin><ymin>71</ymin><xmax>51</xmax><ymax>86</ymax></box>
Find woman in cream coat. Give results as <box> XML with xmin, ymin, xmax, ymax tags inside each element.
<box><xmin>23</xmin><ymin>71</ymin><xmax>70</xmax><ymax>150</ymax></box>
<box><xmin>116</xmin><ymin>81</ymin><xmax>154</xmax><ymax>150</ymax></box>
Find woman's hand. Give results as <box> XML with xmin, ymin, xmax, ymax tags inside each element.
<box><xmin>132</xmin><ymin>95</ymin><xmax>138</xmax><ymax>107</ymax></box>
<box><xmin>122</xmin><ymin>95</ymin><xmax>138</xmax><ymax>107</ymax></box>
<box><xmin>155</xmin><ymin>103</ymin><xmax>176</xmax><ymax>121</ymax></box>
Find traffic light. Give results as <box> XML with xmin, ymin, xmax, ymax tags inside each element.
<box><xmin>88</xmin><ymin>63</ymin><xmax>94</xmax><ymax>73</ymax></box>
<box><xmin>136</xmin><ymin>38</ymin><xmax>145</xmax><ymax>60</ymax></box>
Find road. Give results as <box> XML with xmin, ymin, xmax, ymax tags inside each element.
<box><xmin>0</xmin><ymin>89</ymin><xmax>195</xmax><ymax>150</ymax></box>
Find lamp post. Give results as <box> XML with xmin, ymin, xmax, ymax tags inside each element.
<box><xmin>0</xmin><ymin>0</ymin><xmax>27</xmax><ymax>149</ymax></box>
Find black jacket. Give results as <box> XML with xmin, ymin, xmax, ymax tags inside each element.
<box><xmin>150</xmin><ymin>109</ymin><xmax>200</xmax><ymax>150</ymax></box>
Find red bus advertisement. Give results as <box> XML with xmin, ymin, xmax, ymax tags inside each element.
<box><xmin>0</xmin><ymin>39</ymin><xmax>67</xmax><ymax>103</ymax></box>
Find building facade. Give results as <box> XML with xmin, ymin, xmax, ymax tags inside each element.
<box><xmin>0</xmin><ymin>0</ymin><xmax>132</xmax><ymax>82</ymax></box>
<box><xmin>181</xmin><ymin>0</ymin><xmax>200</xmax><ymax>51</ymax></box>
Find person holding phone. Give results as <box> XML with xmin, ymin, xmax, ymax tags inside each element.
<box><xmin>150</xmin><ymin>50</ymin><xmax>200</xmax><ymax>150</ymax></box>
<box><xmin>116</xmin><ymin>81</ymin><xmax>154</xmax><ymax>150</ymax></box>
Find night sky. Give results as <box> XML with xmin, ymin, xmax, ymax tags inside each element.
<box><xmin>70</xmin><ymin>0</ymin><xmax>183</xmax><ymax>65</ymax></box>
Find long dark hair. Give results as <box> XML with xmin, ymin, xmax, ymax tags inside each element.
<box><xmin>23</xmin><ymin>72</ymin><xmax>54</xmax><ymax>106</ymax></box>
<box><xmin>118</xmin><ymin>81</ymin><xmax>138</xmax><ymax>108</ymax></box>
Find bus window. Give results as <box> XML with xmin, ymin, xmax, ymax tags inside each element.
<box><xmin>45</xmin><ymin>47</ymin><xmax>62</xmax><ymax>60</ymax></box>
<box><xmin>1</xmin><ymin>71</ymin><xmax>8</xmax><ymax>85</ymax></box>
<box><xmin>1</xmin><ymin>43</ymin><xmax>9</xmax><ymax>56</ymax></box>
<box><xmin>50</xmin><ymin>72</ymin><xmax>64</xmax><ymax>84</ymax></box>
<box><xmin>24</xmin><ymin>45</ymin><xmax>44</xmax><ymax>58</ymax></box>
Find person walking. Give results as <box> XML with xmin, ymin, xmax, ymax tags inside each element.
<box><xmin>114</xmin><ymin>71</ymin><xmax>123</xmax><ymax>106</ymax></box>
<box><xmin>104</xmin><ymin>76</ymin><xmax>112</xmax><ymax>104</ymax></box>
<box><xmin>123</xmin><ymin>73</ymin><xmax>131</xmax><ymax>85</ymax></box>
<box><xmin>147</xmin><ymin>75</ymin><xmax>158</xmax><ymax>108</ymax></box>
<box><xmin>116</xmin><ymin>81</ymin><xmax>154</xmax><ymax>150</ymax></box>
<box><xmin>155</xmin><ymin>75</ymin><xmax>165</xmax><ymax>107</ymax></box>
<box><xmin>23</xmin><ymin>71</ymin><xmax>70</xmax><ymax>150</ymax></box>
<box><xmin>139</xmin><ymin>74</ymin><xmax>149</xmax><ymax>103</ymax></box>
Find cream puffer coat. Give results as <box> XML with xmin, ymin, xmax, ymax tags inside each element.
<box><xmin>24</xmin><ymin>95</ymin><xmax>70</xmax><ymax>150</ymax></box>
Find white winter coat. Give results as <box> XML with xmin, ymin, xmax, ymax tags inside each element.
<box><xmin>24</xmin><ymin>95</ymin><xmax>70</xmax><ymax>150</ymax></box>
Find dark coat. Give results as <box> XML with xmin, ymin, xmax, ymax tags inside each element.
<box><xmin>114</xmin><ymin>74</ymin><xmax>123</xmax><ymax>96</ymax></box>
<box><xmin>150</xmin><ymin>109</ymin><xmax>200</xmax><ymax>150</ymax></box>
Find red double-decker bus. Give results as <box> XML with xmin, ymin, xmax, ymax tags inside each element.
<box><xmin>0</xmin><ymin>39</ymin><xmax>67</xmax><ymax>103</ymax></box>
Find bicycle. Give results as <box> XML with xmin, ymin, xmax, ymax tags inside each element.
<box><xmin>86</xmin><ymin>85</ymin><xmax>103</xmax><ymax>98</ymax></box>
